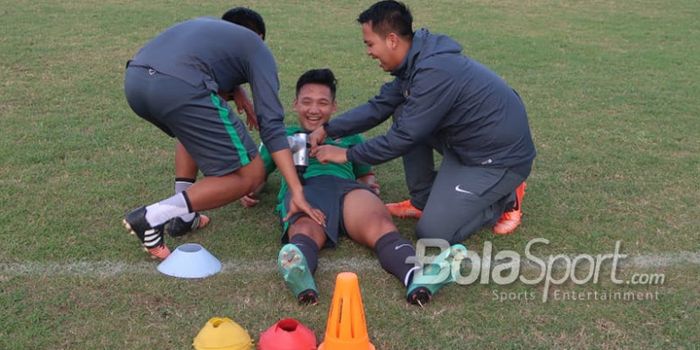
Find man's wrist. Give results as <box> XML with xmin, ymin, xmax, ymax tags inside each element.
<box><xmin>288</xmin><ymin>183</ymin><xmax>304</xmax><ymax>195</ymax></box>
<box><xmin>344</xmin><ymin>147</ymin><xmax>353</xmax><ymax>163</ymax></box>
<box><xmin>322</xmin><ymin>122</ymin><xmax>331</xmax><ymax>138</ymax></box>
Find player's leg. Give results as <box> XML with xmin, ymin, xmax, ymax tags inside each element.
<box><xmin>342</xmin><ymin>187</ymin><xmax>461</xmax><ymax>305</ymax></box>
<box><xmin>184</xmin><ymin>157</ymin><xmax>264</xmax><ymax>210</ymax></box>
<box><xmin>287</xmin><ymin>220</ymin><xmax>326</xmax><ymax>274</ymax></box>
<box><xmin>415</xmin><ymin>150</ymin><xmax>525</xmax><ymax>243</ymax></box>
<box><xmin>123</xmin><ymin>77</ymin><xmax>262</xmax><ymax>259</ymax></box>
<box><xmin>163</xmin><ymin>141</ymin><xmax>210</xmax><ymax>237</ymax></box>
<box><xmin>124</xmin><ymin>156</ymin><xmax>264</xmax><ymax>259</ymax></box>
<box><xmin>175</xmin><ymin>140</ymin><xmax>198</xmax><ymax>180</ymax></box>
<box><xmin>279</xmin><ymin>218</ymin><xmax>327</xmax><ymax>305</ymax></box>
<box><xmin>343</xmin><ymin>189</ymin><xmax>417</xmax><ymax>287</ymax></box>
<box><xmin>139</xmin><ymin>115</ymin><xmax>265</xmax><ymax>234</ymax></box>
<box><xmin>123</xmin><ymin>65</ymin><xmax>184</xmax><ymax>259</ymax></box>
<box><xmin>277</xmin><ymin>177</ymin><xmax>341</xmax><ymax>305</ymax></box>
<box><xmin>386</xmin><ymin>143</ymin><xmax>435</xmax><ymax>219</ymax></box>
<box><xmin>492</xmin><ymin>181</ymin><xmax>528</xmax><ymax>235</ymax></box>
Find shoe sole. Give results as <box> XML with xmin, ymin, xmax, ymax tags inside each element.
<box><xmin>493</xmin><ymin>227</ymin><xmax>519</xmax><ymax>235</ymax></box>
<box><xmin>492</xmin><ymin>214</ymin><xmax>523</xmax><ymax>235</ymax></box>
<box><xmin>385</xmin><ymin>207</ymin><xmax>422</xmax><ymax>219</ymax></box>
<box><xmin>122</xmin><ymin>219</ymin><xmax>166</xmax><ymax>260</ymax></box>
<box><xmin>492</xmin><ymin>182</ymin><xmax>527</xmax><ymax>235</ymax></box>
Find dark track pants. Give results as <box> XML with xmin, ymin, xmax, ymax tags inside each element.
<box><xmin>403</xmin><ymin>144</ymin><xmax>525</xmax><ymax>243</ymax></box>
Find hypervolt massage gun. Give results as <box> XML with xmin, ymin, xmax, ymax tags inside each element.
<box><xmin>287</xmin><ymin>132</ymin><xmax>309</xmax><ymax>184</ymax></box>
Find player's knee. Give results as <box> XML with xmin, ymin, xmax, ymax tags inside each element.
<box><xmin>416</xmin><ymin>218</ymin><xmax>454</xmax><ymax>243</ymax></box>
<box><xmin>375</xmin><ymin>217</ymin><xmax>397</xmax><ymax>235</ymax></box>
<box><xmin>288</xmin><ymin>225</ymin><xmax>325</xmax><ymax>249</ymax></box>
<box><xmin>248</xmin><ymin>171</ymin><xmax>265</xmax><ymax>193</ymax></box>
<box><xmin>237</xmin><ymin>158</ymin><xmax>265</xmax><ymax>193</ymax></box>
<box><xmin>289</xmin><ymin>217</ymin><xmax>324</xmax><ymax>237</ymax></box>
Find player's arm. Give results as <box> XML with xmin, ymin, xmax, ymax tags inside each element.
<box><xmin>309</xmin><ymin>79</ymin><xmax>403</xmax><ymax>147</ymax></box>
<box><xmin>346</xmin><ymin>68</ymin><xmax>459</xmax><ymax>165</ymax></box>
<box><xmin>247</xmin><ymin>45</ymin><xmax>325</xmax><ymax>225</ymax></box>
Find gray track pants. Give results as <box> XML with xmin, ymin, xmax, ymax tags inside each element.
<box><xmin>403</xmin><ymin>144</ymin><xmax>526</xmax><ymax>244</ymax></box>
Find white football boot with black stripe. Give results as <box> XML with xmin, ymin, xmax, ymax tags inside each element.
<box><xmin>123</xmin><ymin>206</ymin><xmax>171</xmax><ymax>260</ymax></box>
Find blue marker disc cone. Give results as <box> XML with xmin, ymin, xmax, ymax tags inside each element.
<box><xmin>157</xmin><ymin>243</ymin><xmax>222</xmax><ymax>279</ymax></box>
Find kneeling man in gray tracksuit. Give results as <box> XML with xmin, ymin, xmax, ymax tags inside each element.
<box><xmin>311</xmin><ymin>1</ymin><xmax>536</xmax><ymax>243</ymax></box>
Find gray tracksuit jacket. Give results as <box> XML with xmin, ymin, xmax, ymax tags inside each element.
<box><xmin>325</xmin><ymin>29</ymin><xmax>536</xmax><ymax>173</ymax></box>
<box><xmin>128</xmin><ymin>17</ymin><xmax>288</xmax><ymax>153</ymax></box>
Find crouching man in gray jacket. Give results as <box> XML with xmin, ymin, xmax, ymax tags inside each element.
<box><xmin>310</xmin><ymin>0</ymin><xmax>536</xmax><ymax>243</ymax></box>
<box><xmin>122</xmin><ymin>8</ymin><xmax>324</xmax><ymax>260</ymax></box>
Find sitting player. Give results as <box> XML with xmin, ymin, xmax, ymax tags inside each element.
<box><xmin>240</xmin><ymin>68</ymin><xmax>466</xmax><ymax>305</ymax></box>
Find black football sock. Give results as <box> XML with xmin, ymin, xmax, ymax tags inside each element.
<box><xmin>374</xmin><ymin>231</ymin><xmax>417</xmax><ymax>287</ymax></box>
<box><xmin>290</xmin><ymin>234</ymin><xmax>319</xmax><ymax>274</ymax></box>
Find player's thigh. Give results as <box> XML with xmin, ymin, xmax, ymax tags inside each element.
<box><xmin>282</xmin><ymin>177</ymin><xmax>341</xmax><ymax>247</ymax></box>
<box><xmin>168</xmin><ymin>91</ymin><xmax>258</xmax><ymax>177</ymax></box>
<box><xmin>343</xmin><ymin>189</ymin><xmax>397</xmax><ymax>248</ymax></box>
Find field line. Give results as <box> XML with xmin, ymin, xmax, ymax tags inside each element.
<box><xmin>1</xmin><ymin>251</ymin><xmax>698</xmax><ymax>278</ymax></box>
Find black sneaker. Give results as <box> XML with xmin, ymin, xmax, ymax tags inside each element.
<box><xmin>164</xmin><ymin>213</ymin><xmax>210</xmax><ymax>237</ymax></box>
<box><xmin>122</xmin><ymin>206</ymin><xmax>170</xmax><ymax>260</ymax></box>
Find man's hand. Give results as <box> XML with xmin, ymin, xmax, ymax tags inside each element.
<box><xmin>232</xmin><ymin>86</ymin><xmax>258</xmax><ymax>131</ymax></box>
<box><xmin>312</xmin><ymin>144</ymin><xmax>348</xmax><ymax>164</ymax></box>
<box><xmin>308</xmin><ymin>125</ymin><xmax>327</xmax><ymax>150</ymax></box>
<box><xmin>284</xmin><ymin>191</ymin><xmax>326</xmax><ymax>226</ymax></box>
<box><xmin>239</xmin><ymin>193</ymin><xmax>260</xmax><ymax>208</ymax></box>
<box><xmin>270</xmin><ymin>148</ymin><xmax>325</xmax><ymax>226</ymax></box>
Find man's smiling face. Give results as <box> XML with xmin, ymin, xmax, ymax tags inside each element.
<box><xmin>294</xmin><ymin>83</ymin><xmax>337</xmax><ymax>131</ymax></box>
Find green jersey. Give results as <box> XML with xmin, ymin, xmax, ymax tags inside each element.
<box><xmin>259</xmin><ymin>126</ymin><xmax>373</xmax><ymax>214</ymax></box>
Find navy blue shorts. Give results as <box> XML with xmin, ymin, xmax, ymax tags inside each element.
<box><xmin>279</xmin><ymin>176</ymin><xmax>376</xmax><ymax>247</ymax></box>
<box><xmin>124</xmin><ymin>66</ymin><xmax>258</xmax><ymax>176</ymax></box>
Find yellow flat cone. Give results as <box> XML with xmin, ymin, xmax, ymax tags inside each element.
<box><xmin>193</xmin><ymin>317</ymin><xmax>253</xmax><ymax>350</ymax></box>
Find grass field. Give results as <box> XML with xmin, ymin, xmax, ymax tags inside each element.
<box><xmin>1</xmin><ymin>0</ymin><xmax>699</xmax><ymax>349</ymax></box>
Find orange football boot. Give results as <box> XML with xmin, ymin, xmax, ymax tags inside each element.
<box><xmin>493</xmin><ymin>182</ymin><xmax>527</xmax><ymax>235</ymax></box>
<box><xmin>386</xmin><ymin>199</ymin><xmax>423</xmax><ymax>219</ymax></box>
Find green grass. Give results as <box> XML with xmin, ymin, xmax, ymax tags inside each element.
<box><xmin>1</xmin><ymin>0</ymin><xmax>698</xmax><ymax>348</ymax></box>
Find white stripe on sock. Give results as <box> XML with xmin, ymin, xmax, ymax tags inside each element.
<box><xmin>404</xmin><ymin>266</ymin><xmax>420</xmax><ymax>286</ymax></box>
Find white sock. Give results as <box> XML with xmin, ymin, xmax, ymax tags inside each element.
<box><xmin>175</xmin><ymin>179</ymin><xmax>196</xmax><ymax>222</ymax></box>
<box><xmin>145</xmin><ymin>193</ymin><xmax>190</xmax><ymax>227</ymax></box>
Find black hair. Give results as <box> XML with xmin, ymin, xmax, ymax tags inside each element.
<box><xmin>357</xmin><ymin>0</ymin><xmax>413</xmax><ymax>38</ymax></box>
<box><xmin>222</xmin><ymin>7</ymin><xmax>266</xmax><ymax>40</ymax></box>
<box><xmin>295</xmin><ymin>69</ymin><xmax>337</xmax><ymax>100</ymax></box>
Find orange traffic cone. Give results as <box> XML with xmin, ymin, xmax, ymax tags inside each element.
<box><xmin>258</xmin><ymin>318</ymin><xmax>316</xmax><ymax>350</ymax></box>
<box><xmin>318</xmin><ymin>272</ymin><xmax>375</xmax><ymax>350</ymax></box>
